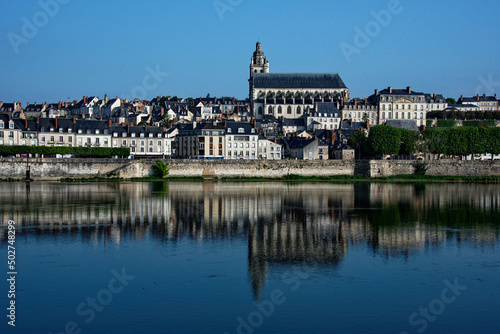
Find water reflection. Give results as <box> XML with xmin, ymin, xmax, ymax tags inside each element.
<box><xmin>1</xmin><ymin>182</ymin><xmax>499</xmax><ymax>298</ymax></box>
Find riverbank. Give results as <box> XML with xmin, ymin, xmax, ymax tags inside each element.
<box><xmin>1</xmin><ymin>158</ymin><xmax>500</xmax><ymax>181</ymax></box>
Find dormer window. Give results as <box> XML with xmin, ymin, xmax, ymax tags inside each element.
<box><xmin>0</xmin><ymin>122</ymin><xmax>4</xmax><ymax>129</ymax></box>
<box><xmin>140</xmin><ymin>133</ymin><xmax>144</xmax><ymax>138</ymax></box>
<box><xmin>86</xmin><ymin>129</ymin><xmax>91</xmax><ymax>134</ymax></box>
<box><xmin>78</xmin><ymin>129</ymin><xmax>83</xmax><ymax>134</ymax></box>
<box><xmin>103</xmin><ymin>129</ymin><xmax>108</xmax><ymax>135</ymax></box>
<box><xmin>9</xmin><ymin>122</ymin><xmax>14</xmax><ymax>129</ymax></box>
<box><xmin>251</xmin><ymin>128</ymin><xmax>256</xmax><ymax>133</ymax></box>
<box><xmin>122</xmin><ymin>132</ymin><xmax>127</xmax><ymax>137</ymax></box>
<box><xmin>59</xmin><ymin>128</ymin><xmax>63</xmax><ymax>133</ymax></box>
<box><xmin>149</xmin><ymin>133</ymin><xmax>153</xmax><ymax>138</ymax></box>
<box><xmin>238</xmin><ymin>128</ymin><xmax>244</xmax><ymax>134</ymax></box>
<box><xmin>113</xmin><ymin>132</ymin><xmax>118</xmax><ymax>137</ymax></box>
<box><xmin>50</xmin><ymin>127</ymin><xmax>54</xmax><ymax>132</ymax></box>
<box><xmin>96</xmin><ymin>130</ymin><xmax>100</xmax><ymax>134</ymax></box>
<box><xmin>157</xmin><ymin>133</ymin><xmax>162</xmax><ymax>138</ymax></box>
<box><xmin>227</xmin><ymin>128</ymin><xmax>231</xmax><ymax>133</ymax></box>
<box><xmin>131</xmin><ymin>133</ymin><xmax>136</xmax><ymax>138</ymax></box>
<box><xmin>68</xmin><ymin>129</ymin><xmax>72</xmax><ymax>133</ymax></box>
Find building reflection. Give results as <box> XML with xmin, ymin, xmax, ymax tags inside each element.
<box><xmin>1</xmin><ymin>182</ymin><xmax>499</xmax><ymax>298</ymax></box>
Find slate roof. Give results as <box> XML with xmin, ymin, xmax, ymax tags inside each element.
<box><xmin>287</xmin><ymin>138</ymin><xmax>316</xmax><ymax>149</ymax></box>
<box><xmin>378</xmin><ymin>88</ymin><xmax>425</xmax><ymax>96</ymax></box>
<box><xmin>253</xmin><ymin>73</ymin><xmax>347</xmax><ymax>89</ymax></box>
<box><xmin>385</xmin><ymin>120</ymin><xmax>419</xmax><ymax>131</ymax></box>
<box><xmin>316</xmin><ymin>102</ymin><xmax>340</xmax><ymax>114</ymax></box>
<box><xmin>283</xmin><ymin>118</ymin><xmax>306</xmax><ymax>127</ymax></box>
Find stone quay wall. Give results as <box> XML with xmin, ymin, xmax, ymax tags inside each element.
<box><xmin>0</xmin><ymin>158</ymin><xmax>499</xmax><ymax>180</ymax></box>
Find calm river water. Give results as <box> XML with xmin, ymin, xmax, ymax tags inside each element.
<box><xmin>1</xmin><ymin>182</ymin><xmax>499</xmax><ymax>334</ymax></box>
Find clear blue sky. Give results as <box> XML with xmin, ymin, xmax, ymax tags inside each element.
<box><xmin>1</xmin><ymin>0</ymin><xmax>500</xmax><ymax>104</ymax></box>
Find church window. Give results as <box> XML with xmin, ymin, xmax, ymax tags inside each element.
<box><xmin>297</xmin><ymin>106</ymin><xmax>301</xmax><ymax>114</ymax></box>
<box><xmin>268</xmin><ymin>106</ymin><xmax>273</xmax><ymax>114</ymax></box>
<box><xmin>278</xmin><ymin>106</ymin><xmax>282</xmax><ymax>114</ymax></box>
<box><xmin>258</xmin><ymin>107</ymin><xmax>263</xmax><ymax>115</ymax></box>
<box><xmin>287</xmin><ymin>106</ymin><xmax>292</xmax><ymax>114</ymax></box>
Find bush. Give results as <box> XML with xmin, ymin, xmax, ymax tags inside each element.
<box><xmin>152</xmin><ymin>160</ymin><xmax>169</xmax><ymax>178</ymax></box>
<box><xmin>0</xmin><ymin>145</ymin><xmax>130</xmax><ymax>158</ymax></box>
<box><xmin>414</xmin><ymin>161</ymin><xmax>428</xmax><ymax>175</ymax></box>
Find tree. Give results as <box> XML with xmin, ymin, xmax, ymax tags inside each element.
<box><xmin>399</xmin><ymin>129</ymin><xmax>418</xmax><ymax>156</ymax></box>
<box><xmin>446</xmin><ymin>98</ymin><xmax>457</xmax><ymax>105</ymax></box>
<box><xmin>153</xmin><ymin>160</ymin><xmax>169</xmax><ymax>178</ymax></box>
<box><xmin>347</xmin><ymin>130</ymin><xmax>369</xmax><ymax>158</ymax></box>
<box><xmin>160</xmin><ymin>114</ymin><xmax>172</xmax><ymax>128</ymax></box>
<box><xmin>422</xmin><ymin>128</ymin><xmax>447</xmax><ymax>157</ymax></box>
<box><xmin>368</xmin><ymin>126</ymin><xmax>401</xmax><ymax>157</ymax></box>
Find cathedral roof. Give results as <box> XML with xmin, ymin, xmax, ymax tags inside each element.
<box><xmin>253</xmin><ymin>73</ymin><xmax>347</xmax><ymax>89</ymax></box>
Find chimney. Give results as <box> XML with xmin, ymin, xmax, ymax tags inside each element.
<box><xmin>350</xmin><ymin>119</ymin><xmax>353</xmax><ymax>127</ymax></box>
<box><xmin>55</xmin><ymin>116</ymin><xmax>58</xmax><ymax>129</ymax></box>
<box><xmin>407</xmin><ymin>86</ymin><xmax>412</xmax><ymax>94</ymax></box>
<box><xmin>433</xmin><ymin>93</ymin><xmax>436</xmax><ymax>100</ymax></box>
<box><xmin>477</xmin><ymin>94</ymin><xmax>480</xmax><ymax>100</ymax></box>
<box><xmin>161</xmin><ymin>107</ymin><xmax>165</xmax><ymax>117</ymax></box>
<box><xmin>84</xmin><ymin>96</ymin><xmax>87</xmax><ymax>104</ymax></box>
<box><xmin>232</xmin><ymin>97</ymin><xmax>235</xmax><ymax>103</ymax></box>
<box><xmin>483</xmin><ymin>94</ymin><xmax>487</xmax><ymax>99</ymax></box>
<box><xmin>364</xmin><ymin>98</ymin><xmax>367</xmax><ymax>105</ymax></box>
<box><xmin>366</xmin><ymin>120</ymin><xmax>370</xmax><ymax>129</ymax></box>
<box><xmin>375</xmin><ymin>89</ymin><xmax>379</xmax><ymax>96</ymax></box>
<box><xmin>105</xmin><ymin>94</ymin><xmax>108</xmax><ymax>103</ymax></box>
<box><xmin>72</xmin><ymin>116</ymin><xmax>76</xmax><ymax>124</ymax></box>
<box><xmin>25</xmin><ymin>117</ymin><xmax>28</xmax><ymax>128</ymax></box>
<box><xmin>58</xmin><ymin>102</ymin><xmax>61</xmax><ymax>109</ymax></box>
<box><xmin>8</xmin><ymin>114</ymin><xmax>11</xmax><ymax>121</ymax></box>
<box><xmin>108</xmin><ymin>119</ymin><xmax>112</xmax><ymax>127</ymax></box>
<box><xmin>121</xmin><ymin>123</ymin><xmax>126</xmax><ymax>126</ymax></box>
<box><xmin>354</xmin><ymin>99</ymin><xmax>357</xmax><ymax>106</ymax></box>
<box><xmin>388</xmin><ymin>87</ymin><xmax>392</xmax><ymax>94</ymax></box>
<box><xmin>264</xmin><ymin>130</ymin><xmax>267</xmax><ymax>137</ymax></box>
<box><xmin>36</xmin><ymin>116</ymin><xmax>39</xmax><ymax>123</ymax></box>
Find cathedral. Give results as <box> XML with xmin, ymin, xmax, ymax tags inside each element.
<box><xmin>249</xmin><ymin>42</ymin><xmax>350</xmax><ymax>119</ymax></box>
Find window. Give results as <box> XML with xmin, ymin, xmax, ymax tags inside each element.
<box><xmin>113</xmin><ymin>140</ymin><xmax>117</xmax><ymax>146</ymax></box>
<box><xmin>131</xmin><ymin>140</ymin><xmax>136</xmax><ymax>146</ymax></box>
<box><xmin>278</xmin><ymin>106</ymin><xmax>282</xmax><ymax>114</ymax></box>
<box><xmin>122</xmin><ymin>140</ymin><xmax>127</xmax><ymax>146</ymax></box>
<box><xmin>258</xmin><ymin>107</ymin><xmax>263</xmax><ymax>115</ymax></box>
<box><xmin>158</xmin><ymin>141</ymin><xmax>161</xmax><ymax>146</ymax></box>
<box><xmin>140</xmin><ymin>140</ymin><xmax>145</xmax><ymax>146</ymax></box>
<box><xmin>104</xmin><ymin>139</ymin><xmax>108</xmax><ymax>146</ymax></box>
<box><xmin>149</xmin><ymin>140</ymin><xmax>153</xmax><ymax>146</ymax></box>
<box><xmin>268</xmin><ymin>106</ymin><xmax>273</xmax><ymax>114</ymax></box>
<box><xmin>87</xmin><ymin>138</ymin><xmax>92</xmax><ymax>144</ymax></box>
<box><xmin>59</xmin><ymin>136</ymin><xmax>63</xmax><ymax>143</ymax></box>
<box><xmin>238</xmin><ymin>128</ymin><xmax>244</xmax><ymax>134</ymax></box>
<box><xmin>287</xmin><ymin>106</ymin><xmax>292</xmax><ymax>114</ymax></box>
<box><xmin>297</xmin><ymin>106</ymin><xmax>301</xmax><ymax>114</ymax></box>
<box><xmin>0</xmin><ymin>122</ymin><xmax>3</xmax><ymax>129</ymax></box>
<box><xmin>9</xmin><ymin>123</ymin><xmax>14</xmax><ymax>129</ymax></box>
<box><xmin>50</xmin><ymin>136</ymin><xmax>55</xmax><ymax>143</ymax></box>
<box><xmin>96</xmin><ymin>138</ymin><xmax>100</xmax><ymax>145</ymax></box>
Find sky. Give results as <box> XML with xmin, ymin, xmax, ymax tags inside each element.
<box><xmin>1</xmin><ymin>0</ymin><xmax>500</xmax><ymax>104</ymax></box>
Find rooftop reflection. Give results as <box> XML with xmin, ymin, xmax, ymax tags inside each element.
<box><xmin>1</xmin><ymin>182</ymin><xmax>499</xmax><ymax>298</ymax></box>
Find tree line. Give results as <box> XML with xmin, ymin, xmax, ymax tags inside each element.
<box><xmin>0</xmin><ymin>146</ymin><xmax>130</xmax><ymax>158</ymax></box>
<box><xmin>348</xmin><ymin>125</ymin><xmax>500</xmax><ymax>158</ymax></box>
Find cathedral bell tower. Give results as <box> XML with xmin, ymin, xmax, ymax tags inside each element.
<box><xmin>249</xmin><ymin>42</ymin><xmax>269</xmax><ymax>111</ymax></box>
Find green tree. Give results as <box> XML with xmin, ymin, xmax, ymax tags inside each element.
<box><xmin>368</xmin><ymin>126</ymin><xmax>401</xmax><ymax>157</ymax></box>
<box><xmin>152</xmin><ymin>160</ymin><xmax>169</xmax><ymax>178</ymax></box>
<box><xmin>446</xmin><ymin>98</ymin><xmax>457</xmax><ymax>105</ymax></box>
<box><xmin>160</xmin><ymin>114</ymin><xmax>172</xmax><ymax>128</ymax></box>
<box><xmin>399</xmin><ymin>129</ymin><xmax>419</xmax><ymax>156</ymax></box>
<box><xmin>347</xmin><ymin>130</ymin><xmax>369</xmax><ymax>158</ymax></box>
<box><xmin>422</xmin><ymin>128</ymin><xmax>448</xmax><ymax>157</ymax></box>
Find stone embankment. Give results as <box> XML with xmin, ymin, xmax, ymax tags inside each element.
<box><xmin>0</xmin><ymin>158</ymin><xmax>499</xmax><ymax>180</ymax></box>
